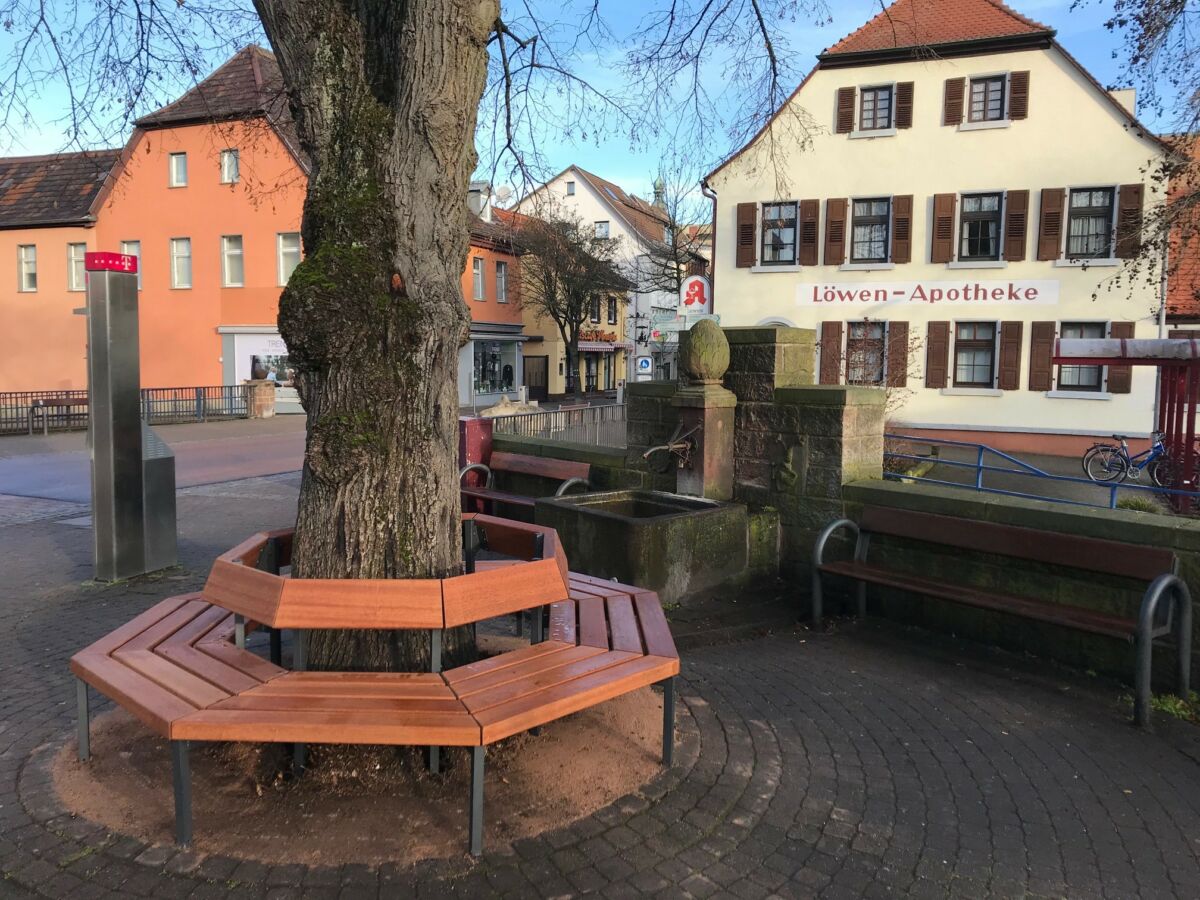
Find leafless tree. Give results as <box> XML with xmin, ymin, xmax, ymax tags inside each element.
<box><xmin>639</xmin><ymin>158</ymin><xmax>711</xmax><ymax>298</ymax></box>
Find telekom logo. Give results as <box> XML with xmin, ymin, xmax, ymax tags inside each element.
<box><xmin>85</xmin><ymin>252</ymin><xmax>139</xmax><ymax>274</ymax></box>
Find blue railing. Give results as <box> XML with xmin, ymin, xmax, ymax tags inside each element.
<box><xmin>884</xmin><ymin>433</ymin><xmax>1200</xmax><ymax>510</ymax></box>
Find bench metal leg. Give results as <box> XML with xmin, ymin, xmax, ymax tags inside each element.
<box><xmin>76</xmin><ymin>679</ymin><xmax>90</xmax><ymax>762</ymax></box>
<box><xmin>171</xmin><ymin>740</ymin><xmax>192</xmax><ymax>847</ymax></box>
<box><xmin>532</xmin><ymin>606</ymin><xmax>545</xmax><ymax>644</ymax></box>
<box><xmin>810</xmin><ymin>570</ymin><xmax>823</xmax><ymax>628</ymax></box>
<box><xmin>469</xmin><ymin>746</ymin><xmax>485</xmax><ymax>856</ymax></box>
<box><xmin>429</xmin><ymin>629</ymin><xmax>442</xmax><ymax>772</ymax></box>
<box><xmin>234</xmin><ymin>614</ymin><xmax>246</xmax><ymax>650</ymax></box>
<box><xmin>269</xmin><ymin>628</ymin><xmax>282</xmax><ymax>666</ymax></box>
<box><xmin>661</xmin><ymin>677</ymin><xmax>675</xmax><ymax>767</ymax></box>
<box><xmin>855</xmin><ymin>581</ymin><xmax>867</xmax><ymax>619</ymax></box>
<box><xmin>294</xmin><ymin>629</ymin><xmax>307</xmax><ymax>774</ymax></box>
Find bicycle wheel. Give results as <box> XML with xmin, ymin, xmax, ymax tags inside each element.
<box><xmin>1150</xmin><ymin>456</ymin><xmax>1174</xmax><ymax>488</ymax></box>
<box><xmin>1081</xmin><ymin>444</ymin><xmax>1113</xmax><ymax>477</ymax></box>
<box><xmin>1085</xmin><ymin>447</ymin><xmax>1128</xmax><ymax>483</ymax></box>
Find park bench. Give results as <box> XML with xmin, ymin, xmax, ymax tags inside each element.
<box><xmin>459</xmin><ymin>451</ymin><xmax>590</xmax><ymax>514</ymax></box>
<box><xmin>70</xmin><ymin>515</ymin><xmax>679</xmax><ymax>855</ymax></box>
<box><xmin>812</xmin><ymin>506</ymin><xmax>1193</xmax><ymax>727</ymax></box>
<box><xmin>28</xmin><ymin>396</ymin><xmax>89</xmax><ymax>435</ymax></box>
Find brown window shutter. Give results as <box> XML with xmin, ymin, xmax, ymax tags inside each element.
<box><xmin>1115</xmin><ymin>183</ymin><xmax>1144</xmax><ymax>259</ymax></box>
<box><xmin>886</xmin><ymin>321</ymin><xmax>909</xmax><ymax>388</ymax></box>
<box><xmin>1108</xmin><ymin>321</ymin><xmax>1135</xmax><ymax>393</ymax></box>
<box><xmin>943</xmin><ymin>78</ymin><xmax>964</xmax><ymax>126</ymax></box>
<box><xmin>1003</xmin><ymin>189</ymin><xmax>1029</xmax><ymax>262</ymax></box>
<box><xmin>819</xmin><ymin>321</ymin><xmax>843</xmax><ymax>384</ymax></box>
<box><xmin>998</xmin><ymin>321</ymin><xmax>1024</xmax><ymax>390</ymax></box>
<box><xmin>895</xmin><ymin>82</ymin><xmax>914</xmax><ymax>128</ymax></box>
<box><xmin>930</xmin><ymin>193</ymin><xmax>957</xmax><ymax>264</ymax></box>
<box><xmin>1028</xmin><ymin>321</ymin><xmax>1056</xmax><ymax>391</ymax></box>
<box><xmin>824</xmin><ymin>198</ymin><xmax>847</xmax><ymax>265</ymax></box>
<box><xmin>735</xmin><ymin>202</ymin><xmax>756</xmax><ymax>268</ymax></box>
<box><xmin>798</xmin><ymin>199</ymin><xmax>820</xmax><ymax>265</ymax></box>
<box><xmin>890</xmin><ymin>195</ymin><xmax>913</xmax><ymax>263</ymax></box>
<box><xmin>836</xmin><ymin>87</ymin><xmax>856</xmax><ymax>134</ymax></box>
<box><xmin>1008</xmin><ymin>71</ymin><xmax>1030</xmax><ymax>119</ymax></box>
<box><xmin>1036</xmin><ymin>188</ymin><xmax>1065</xmax><ymax>261</ymax></box>
<box><xmin>925</xmin><ymin>322</ymin><xmax>950</xmax><ymax>388</ymax></box>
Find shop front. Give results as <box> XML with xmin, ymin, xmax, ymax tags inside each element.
<box><xmin>578</xmin><ymin>329</ymin><xmax>630</xmax><ymax>394</ymax></box>
<box><xmin>218</xmin><ymin>327</ymin><xmax>294</xmax><ymax>385</ymax></box>
<box><xmin>458</xmin><ymin>322</ymin><xmax>527</xmax><ymax>408</ymax></box>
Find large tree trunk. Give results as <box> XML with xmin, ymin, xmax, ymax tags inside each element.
<box><xmin>254</xmin><ymin>0</ymin><xmax>497</xmax><ymax>670</ymax></box>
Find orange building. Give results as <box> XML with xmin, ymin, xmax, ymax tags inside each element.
<box><xmin>0</xmin><ymin>46</ymin><xmax>524</xmax><ymax>406</ymax></box>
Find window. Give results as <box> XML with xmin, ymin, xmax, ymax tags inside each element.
<box><xmin>760</xmin><ymin>202</ymin><xmax>798</xmax><ymax>265</ymax></box>
<box><xmin>120</xmin><ymin>240</ymin><xmax>142</xmax><ymax>290</ymax></box>
<box><xmin>1058</xmin><ymin>322</ymin><xmax>1106</xmax><ymax>390</ymax></box>
<box><xmin>589</xmin><ymin>295</ymin><xmax>601</xmax><ymax>323</ymax></box>
<box><xmin>954</xmin><ymin>322</ymin><xmax>996</xmax><ymax>387</ymax></box>
<box><xmin>277</xmin><ymin>232</ymin><xmax>302</xmax><ymax>285</ymax></box>
<box><xmin>607</xmin><ymin>297</ymin><xmax>617</xmax><ymax>325</ymax></box>
<box><xmin>472</xmin><ymin>257</ymin><xmax>484</xmax><ymax>300</ymax></box>
<box><xmin>1066</xmin><ymin>188</ymin><xmax>1115</xmax><ymax>259</ymax></box>
<box><xmin>222</xmin><ymin>235</ymin><xmax>245</xmax><ymax>287</ymax></box>
<box><xmin>170</xmin><ymin>238</ymin><xmax>192</xmax><ymax>288</ymax></box>
<box><xmin>594</xmin><ymin>221</ymin><xmax>610</xmax><ymax>240</ymax></box>
<box><xmin>67</xmin><ymin>243</ymin><xmax>86</xmax><ymax>291</ymax></box>
<box><xmin>859</xmin><ymin>85</ymin><xmax>893</xmax><ymax>131</ymax></box>
<box><xmin>474</xmin><ymin>340</ymin><xmax>518</xmax><ymax>394</ymax></box>
<box><xmin>566</xmin><ymin>180</ymin><xmax>576</xmax><ymax>196</ymax></box>
<box><xmin>169</xmin><ymin>152</ymin><xmax>188</xmax><ymax>187</ymax></box>
<box><xmin>968</xmin><ymin>76</ymin><xmax>1006</xmax><ymax>122</ymax></box>
<box><xmin>846</xmin><ymin>322</ymin><xmax>885</xmax><ymax>385</ymax></box>
<box><xmin>850</xmin><ymin>198</ymin><xmax>890</xmax><ymax>263</ymax></box>
<box><xmin>17</xmin><ymin>245</ymin><xmax>36</xmax><ymax>292</ymax></box>
<box><xmin>495</xmin><ymin>260</ymin><xmax>508</xmax><ymax>302</ymax></box>
<box><xmin>959</xmin><ymin>193</ymin><xmax>1003</xmax><ymax>261</ymax></box>
<box><xmin>220</xmin><ymin>149</ymin><xmax>240</xmax><ymax>184</ymax></box>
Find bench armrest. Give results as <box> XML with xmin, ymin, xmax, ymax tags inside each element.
<box><xmin>554</xmin><ymin>477</ymin><xmax>590</xmax><ymax>498</ymax></box>
<box><xmin>813</xmin><ymin>518</ymin><xmax>860</xmax><ymax>568</ymax></box>
<box><xmin>459</xmin><ymin>463</ymin><xmax>493</xmax><ymax>489</ymax></box>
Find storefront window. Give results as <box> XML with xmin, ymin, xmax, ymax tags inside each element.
<box><xmin>474</xmin><ymin>341</ymin><xmax>518</xmax><ymax>394</ymax></box>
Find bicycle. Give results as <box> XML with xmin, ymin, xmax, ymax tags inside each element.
<box><xmin>1081</xmin><ymin>432</ymin><xmax>1171</xmax><ymax>486</ymax></box>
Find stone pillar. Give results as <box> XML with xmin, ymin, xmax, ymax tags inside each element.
<box><xmin>673</xmin><ymin>320</ymin><xmax>737</xmax><ymax>500</ymax></box>
<box><xmin>625</xmin><ymin>381</ymin><xmax>683</xmax><ymax>489</ymax></box>
<box><xmin>245</xmin><ymin>380</ymin><xmax>276</xmax><ymax>418</ymax></box>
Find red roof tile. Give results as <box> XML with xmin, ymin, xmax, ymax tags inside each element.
<box><xmin>0</xmin><ymin>150</ymin><xmax>120</xmax><ymax>229</ymax></box>
<box><xmin>1167</xmin><ymin>135</ymin><xmax>1200</xmax><ymax>320</ymax></box>
<box><xmin>822</xmin><ymin>0</ymin><xmax>1052</xmax><ymax>57</ymax></box>
<box><xmin>572</xmin><ymin>167</ymin><xmax>669</xmax><ymax>247</ymax></box>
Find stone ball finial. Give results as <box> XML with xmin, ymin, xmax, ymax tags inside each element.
<box><xmin>681</xmin><ymin>319</ymin><xmax>730</xmax><ymax>384</ymax></box>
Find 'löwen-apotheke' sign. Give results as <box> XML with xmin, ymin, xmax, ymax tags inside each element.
<box><xmin>798</xmin><ymin>279</ymin><xmax>1059</xmax><ymax>307</ymax></box>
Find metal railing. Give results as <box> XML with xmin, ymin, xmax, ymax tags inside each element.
<box><xmin>884</xmin><ymin>433</ymin><xmax>1200</xmax><ymax>511</ymax></box>
<box><xmin>1</xmin><ymin>385</ymin><xmax>249</xmax><ymax>435</ymax></box>
<box><xmin>490</xmin><ymin>403</ymin><xmax>627</xmax><ymax>448</ymax></box>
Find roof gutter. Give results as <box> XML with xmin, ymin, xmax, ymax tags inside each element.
<box><xmin>817</xmin><ymin>31</ymin><xmax>1054</xmax><ymax>69</ymax></box>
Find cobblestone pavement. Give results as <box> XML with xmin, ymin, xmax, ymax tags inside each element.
<box><xmin>3</xmin><ymin>480</ymin><xmax>1200</xmax><ymax>898</ymax></box>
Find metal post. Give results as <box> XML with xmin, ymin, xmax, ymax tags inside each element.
<box><xmin>76</xmin><ymin>679</ymin><xmax>90</xmax><ymax>762</ymax></box>
<box><xmin>975</xmin><ymin>445</ymin><xmax>985</xmax><ymax>490</ymax></box>
<box><xmin>269</xmin><ymin>628</ymin><xmax>282</xmax><ymax>666</ymax></box>
<box><xmin>1177</xmin><ymin>583</ymin><xmax>1193</xmax><ymax>699</ymax></box>
<box><xmin>294</xmin><ymin>630</ymin><xmax>307</xmax><ymax>774</ymax></box>
<box><xmin>429</xmin><ymin>628</ymin><xmax>443</xmax><ymax>773</ymax></box>
<box><xmin>661</xmin><ymin>677</ymin><xmax>675</xmax><ymax>767</ymax></box>
<box><xmin>469</xmin><ymin>746</ymin><xmax>485</xmax><ymax>856</ymax></box>
<box><xmin>171</xmin><ymin>740</ymin><xmax>192</xmax><ymax>846</ymax></box>
<box><xmin>463</xmin><ymin>520</ymin><xmax>479</xmax><ymax>574</ymax></box>
<box><xmin>234</xmin><ymin>614</ymin><xmax>246</xmax><ymax>650</ymax></box>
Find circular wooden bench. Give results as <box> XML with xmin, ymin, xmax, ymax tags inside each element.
<box><xmin>70</xmin><ymin>514</ymin><xmax>680</xmax><ymax>856</ymax></box>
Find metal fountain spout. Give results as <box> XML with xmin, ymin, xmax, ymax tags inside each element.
<box><xmin>643</xmin><ymin>422</ymin><xmax>701</xmax><ymax>472</ymax></box>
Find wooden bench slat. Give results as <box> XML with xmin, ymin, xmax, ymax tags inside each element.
<box><xmin>118</xmin><ymin>600</ymin><xmax>215</xmax><ymax>653</ymax></box>
<box><xmin>443</xmin><ymin>641</ymin><xmax>574</xmax><ymax>686</ymax></box>
<box><xmin>459</xmin><ymin>649</ymin><xmax>640</xmax><ymax>715</ymax></box>
<box><xmin>632</xmin><ymin>592</ymin><xmax>677</xmax><ymax>659</ymax></box>
<box><xmin>460</xmin><ymin>487</ymin><xmax>536</xmax><ymax>508</ymax></box>
<box><xmin>442</xmin><ymin>558</ymin><xmax>570</xmax><ymax>627</ymax></box>
<box><xmin>569</xmin><ymin>572</ymin><xmax>642</xmax><ymax>596</ymax></box>
<box><xmin>156</xmin><ymin>644</ymin><xmax>262</xmax><ymax>695</ymax></box>
<box><xmin>173</xmin><ymin>708</ymin><xmax>482</xmax><ymax>746</ymax></box>
<box><xmin>578</xmin><ymin>595</ymin><xmax>609</xmax><ymax>648</ymax></box>
<box><xmin>70</xmin><ymin>653</ymin><xmax>198</xmax><ymax>737</ymax></box>
<box><xmin>76</xmin><ymin>595</ymin><xmax>196</xmax><ymax>657</ymax></box>
<box><xmin>275</xmin><ymin>577</ymin><xmax>444</xmax><ymax>630</ymax></box>
<box><xmin>196</xmin><ymin>634</ymin><xmax>287</xmax><ymax>683</ymax></box>
<box><xmin>606</xmin><ymin>595</ymin><xmax>643</xmax><ymax>654</ymax></box>
<box><xmin>203</xmin><ymin>558</ymin><xmax>286</xmax><ymax>622</ymax></box>
<box><xmin>548</xmin><ymin>601</ymin><xmax>577</xmax><ymax>643</ymax></box>
<box><xmin>112</xmin><ymin>649</ymin><xmax>231</xmax><ymax>708</ymax></box>
<box><xmin>450</xmin><ymin>645</ymin><xmax>606</xmax><ymax>699</ymax></box>
<box><xmin>211</xmin><ymin>693</ymin><xmax>468</xmax><ymax>714</ymax></box>
<box><xmin>819</xmin><ymin>560</ymin><xmax>1138</xmax><ymax>640</ymax></box>
<box><xmin>489</xmin><ymin>451</ymin><xmax>590</xmax><ymax>482</ymax></box>
<box><xmin>252</xmin><ymin>676</ymin><xmax>454</xmax><ymax>699</ymax></box>
<box><xmin>475</xmin><ymin>654</ymin><xmax>678</xmax><ymax>743</ymax></box>
<box><xmin>278</xmin><ymin>671</ymin><xmax>446</xmax><ymax>684</ymax></box>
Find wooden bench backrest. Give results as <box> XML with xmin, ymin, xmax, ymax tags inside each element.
<box><xmin>490</xmin><ymin>451</ymin><xmax>589</xmax><ymax>482</ymax></box>
<box><xmin>860</xmin><ymin>506</ymin><xmax>1175</xmax><ymax>582</ymax></box>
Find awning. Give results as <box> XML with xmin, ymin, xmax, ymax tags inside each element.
<box><xmin>1053</xmin><ymin>337</ymin><xmax>1200</xmax><ymax>364</ymax></box>
<box><xmin>470</xmin><ymin>331</ymin><xmax>532</xmax><ymax>343</ymax></box>
<box><xmin>579</xmin><ymin>340</ymin><xmax>633</xmax><ymax>352</ymax></box>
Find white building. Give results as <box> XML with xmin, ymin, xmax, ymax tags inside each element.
<box><xmin>705</xmin><ymin>0</ymin><xmax>1169</xmax><ymax>456</ymax></box>
<box><xmin>515</xmin><ymin>166</ymin><xmax>682</xmax><ymax>382</ymax></box>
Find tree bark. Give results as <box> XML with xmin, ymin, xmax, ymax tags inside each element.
<box><xmin>253</xmin><ymin>0</ymin><xmax>497</xmax><ymax>670</ymax></box>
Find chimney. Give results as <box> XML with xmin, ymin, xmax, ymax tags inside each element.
<box><xmin>652</xmin><ymin>176</ymin><xmax>666</xmax><ymax>209</ymax></box>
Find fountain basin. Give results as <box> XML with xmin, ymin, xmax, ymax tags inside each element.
<box><xmin>534</xmin><ymin>490</ymin><xmax>749</xmax><ymax>604</ymax></box>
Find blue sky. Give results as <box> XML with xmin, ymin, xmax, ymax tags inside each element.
<box><xmin>3</xmin><ymin>0</ymin><xmax>1144</xmax><ymax>200</ymax></box>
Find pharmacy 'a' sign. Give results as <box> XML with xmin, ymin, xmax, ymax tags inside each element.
<box><xmin>798</xmin><ymin>279</ymin><xmax>1059</xmax><ymax>307</ymax></box>
<box><xmin>680</xmin><ymin>274</ymin><xmax>713</xmax><ymax>314</ymax></box>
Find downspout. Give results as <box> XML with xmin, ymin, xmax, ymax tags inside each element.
<box><xmin>1154</xmin><ymin>234</ymin><xmax>1169</xmax><ymax>434</ymax></box>
<box><xmin>701</xmin><ymin>178</ymin><xmax>718</xmax><ymax>308</ymax></box>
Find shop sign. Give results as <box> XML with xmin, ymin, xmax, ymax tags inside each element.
<box><xmin>580</xmin><ymin>329</ymin><xmax>618</xmax><ymax>342</ymax></box>
<box><xmin>797</xmin><ymin>279</ymin><xmax>1060</xmax><ymax>307</ymax></box>
<box><xmin>679</xmin><ymin>274</ymin><xmax>713</xmax><ymax>314</ymax></box>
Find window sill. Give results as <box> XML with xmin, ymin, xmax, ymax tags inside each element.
<box><xmin>849</xmin><ymin>127</ymin><xmax>896</xmax><ymax>140</ymax></box>
<box><xmin>839</xmin><ymin>262</ymin><xmax>895</xmax><ymax>272</ymax></box>
<box><xmin>751</xmin><ymin>264</ymin><xmax>801</xmax><ymax>273</ymax></box>
<box><xmin>1046</xmin><ymin>390</ymin><xmax>1112</xmax><ymax>401</ymax></box>
<box><xmin>940</xmin><ymin>387</ymin><xmax>1002</xmax><ymax>397</ymax></box>
<box><xmin>946</xmin><ymin>260</ymin><xmax>1007</xmax><ymax>270</ymax></box>
<box><xmin>222</xmin><ymin>284</ymin><xmax>245</xmax><ymax>289</ymax></box>
<box><xmin>168</xmin><ymin>184</ymin><xmax>188</xmax><ymax>189</ymax></box>
<box><xmin>1054</xmin><ymin>258</ymin><xmax>1120</xmax><ymax>268</ymax></box>
<box><xmin>957</xmin><ymin>120</ymin><xmax>1010</xmax><ymax>132</ymax></box>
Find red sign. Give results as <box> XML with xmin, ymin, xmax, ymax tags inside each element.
<box><xmin>85</xmin><ymin>252</ymin><xmax>139</xmax><ymax>274</ymax></box>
